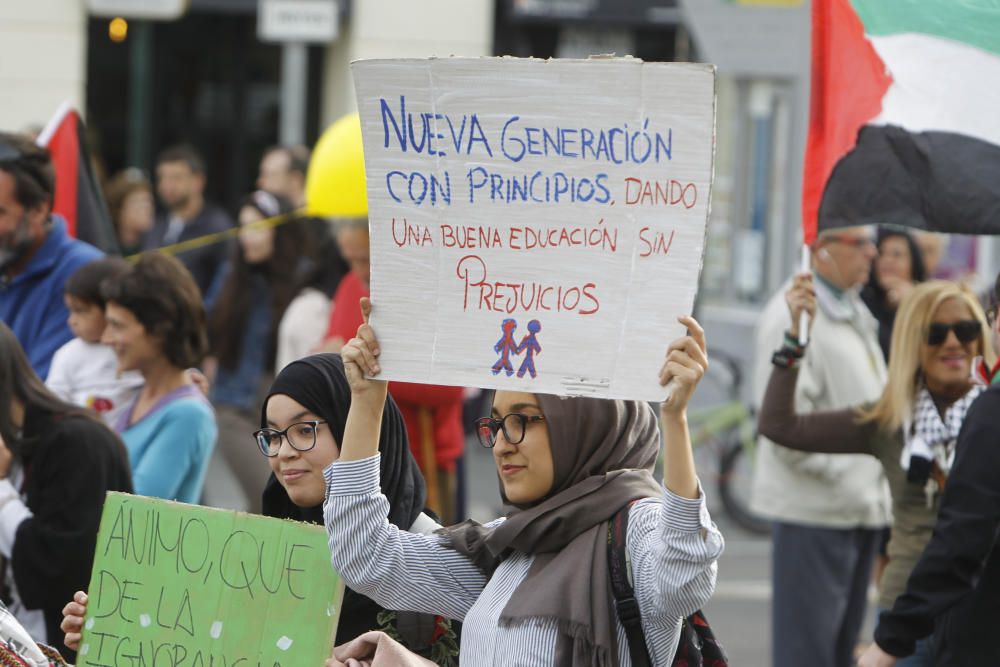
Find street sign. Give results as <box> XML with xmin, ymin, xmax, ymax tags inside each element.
<box><xmin>258</xmin><ymin>0</ymin><xmax>339</xmax><ymax>43</ymax></box>
<box><xmin>86</xmin><ymin>0</ymin><xmax>189</xmax><ymax>20</ymax></box>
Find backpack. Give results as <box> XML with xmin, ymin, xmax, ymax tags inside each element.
<box><xmin>608</xmin><ymin>501</ymin><xmax>728</xmax><ymax>667</ymax></box>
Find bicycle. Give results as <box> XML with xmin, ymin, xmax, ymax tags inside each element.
<box><xmin>667</xmin><ymin>349</ymin><xmax>770</xmax><ymax>535</ymax></box>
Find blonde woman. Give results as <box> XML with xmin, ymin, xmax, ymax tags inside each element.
<box><xmin>760</xmin><ymin>277</ymin><xmax>993</xmax><ymax>667</ymax></box>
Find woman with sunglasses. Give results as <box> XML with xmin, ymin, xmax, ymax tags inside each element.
<box><xmin>760</xmin><ymin>276</ymin><xmax>993</xmax><ymax>667</ymax></box>
<box><xmin>62</xmin><ymin>353</ymin><xmax>458</xmax><ymax>663</ymax></box>
<box><xmin>321</xmin><ymin>299</ymin><xmax>723</xmax><ymax>666</ymax></box>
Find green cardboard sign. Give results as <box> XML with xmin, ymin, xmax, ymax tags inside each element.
<box><xmin>77</xmin><ymin>493</ymin><xmax>344</xmax><ymax>667</ymax></box>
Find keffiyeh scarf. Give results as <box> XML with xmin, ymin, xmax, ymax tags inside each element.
<box><xmin>901</xmin><ymin>385</ymin><xmax>983</xmax><ymax>504</ymax></box>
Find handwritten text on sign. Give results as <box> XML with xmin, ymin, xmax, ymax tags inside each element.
<box><xmin>77</xmin><ymin>493</ymin><xmax>344</xmax><ymax>667</ymax></box>
<box><xmin>355</xmin><ymin>57</ymin><xmax>716</xmax><ymax>400</ymax></box>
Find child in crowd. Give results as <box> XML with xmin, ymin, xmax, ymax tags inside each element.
<box><xmin>45</xmin><ymin>258</ymin><xmax>144</xmax><ymax>427</ymax></box>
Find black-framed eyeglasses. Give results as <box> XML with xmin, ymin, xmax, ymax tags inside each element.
<box><xmin>474</xmin><ymin>413</ymin><xmax>545</xmax><ymax>449</ymax></box>
<box><xmin>926</xmin><ymin>320</ymin><xmax>981</xmax><ymax>346</ymax></box>
<box><xmin>253</xmin><ymin>420</ymin><xmax>328</xmax><ymax>457</ymax></box>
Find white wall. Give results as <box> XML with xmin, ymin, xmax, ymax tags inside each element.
<box><xmin>320</xmin><ymin>0</ymin><xmax>493</xmax><ymax>126</ymax></box>
<box><xmin>0</xmin><ymin>1</ymin><xmax>87</xmax><ymax>133</ymax></box>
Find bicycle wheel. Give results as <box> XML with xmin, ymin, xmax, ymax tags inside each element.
<box><xmin>718</xmin><ymin>437</ymin><xmax>771</xmax><ymax>535</ymax></box>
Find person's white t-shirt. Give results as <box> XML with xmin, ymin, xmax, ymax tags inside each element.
<box><xmin>276</xmin><ymin>287</ymin><xmax>332</xmax><ymax>371</ymax></box>
<box><xmin>45</xmin><ymin>338</ymin><xmax>144</xmax><ymax>428</ymax></box>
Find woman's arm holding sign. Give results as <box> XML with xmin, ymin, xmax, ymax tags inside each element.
<box><xmin>658</xmin><ymin>315</ymin><xmax>708</xmax><ymax>499</ymax></box>
<box><xmin>339</xmin><ymin>298</ymin><xmax>388</xmax><ymax>462</ymax></box>
<box><xmin>324</xmin><ymin>298</ymin><xmax>488</xmax><ymax>620</ymax></box>
<box><xmin>631</xmin><ymin>316</ymin><xmax>723</xmax><ymax>619</ymax></box>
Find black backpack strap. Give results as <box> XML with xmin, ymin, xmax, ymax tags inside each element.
<box><xmin>608</xmin><ymin>501</ymin><xmax>653</xmax><ymax>667</ymax></box>
<box><xmin>608</xmin><ymin>502</ymin><xmax>730</xmax><ymax>667</ymax></box>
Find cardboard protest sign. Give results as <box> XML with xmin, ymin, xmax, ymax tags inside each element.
<box><xmin>77</xmin><ymin>493</ymin><xmax>343</xmax><ymax>667</ymax></box>
<box><xmin>353</xmin><ymin>57</ymin><xmax>716</xmax><ymax>401</ymax></box>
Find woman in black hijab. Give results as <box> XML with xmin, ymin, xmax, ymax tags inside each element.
<box><xmin>259</xmin><ymin>353</ymin><xmax>425</xmax><ymax>530</ymax></box>
<box><xmin>256</xmin><ymin>354</ymin><xmax>444</xmax><ymax>647</ymax></box>
<box><xmin>63</xmin><ymin>354</ymin><xmax>456</xmax><ymax>662</ymax></box>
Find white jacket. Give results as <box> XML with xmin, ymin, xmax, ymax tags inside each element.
<box><xmin>750</xmin><ymin>277</ymin><xmax>892</xmax><ymax>528</ymax></box>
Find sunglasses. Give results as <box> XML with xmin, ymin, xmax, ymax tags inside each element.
<box><xmin>926</xmin><ymin>320</ymin><xmax>981</xmax><ymax>346</ymax></box>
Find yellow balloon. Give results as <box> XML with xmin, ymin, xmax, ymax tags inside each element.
<box><xmin>305</xmin><ymin>112</ymin><xmax>367</xmax><ymax>218</ymax></box>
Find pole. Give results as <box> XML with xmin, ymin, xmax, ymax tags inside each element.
<box><xmin>799</xmin><ymin>244</ymin><xmax>811</xmax><ymax>345</ymax></box>
<box><xmin>279</xmin><ymin>42</ymin><xmax>308</xmax><ymax>145</ymax></box>
<box><xmin>127</xmin><ymin>20</ymin><xmax>154</xmax><ymax>169</ymax></box>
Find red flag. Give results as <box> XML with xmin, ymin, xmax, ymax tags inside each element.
<box><xmin>36</xmin><ymin>103</ymin><xmax>120</xmax><ymax>253</ymax></box>
<box><xmin>803</xmin><ymin>0</ymin><xmax>1000</xmax><ymax>240</ymax></box>
<box><xmin>801</xmin><ymin>0</ymin><xmax>891</xmax><ymax>244</ymax></box>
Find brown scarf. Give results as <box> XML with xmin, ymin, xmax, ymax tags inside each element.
<box><xmin>441</xmin><ymin>394</ymin><xmax>663</xmax><ymax>667</ymax></box>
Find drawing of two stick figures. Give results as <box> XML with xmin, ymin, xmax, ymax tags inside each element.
<box><xmin>493</xmin><ymin>318</ymin><xmax>542</xmax><ymax>378</ymax></box>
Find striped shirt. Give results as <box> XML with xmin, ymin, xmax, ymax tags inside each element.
<box><xmin>324</xmin><ymin>455</ymin><xmax>724</xmax><ymax>666</ymax></box>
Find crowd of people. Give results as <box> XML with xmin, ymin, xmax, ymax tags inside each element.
<box><xmin>1</xmin><ymin>119</ymin><xmax>999</xmax><ymax>667</ymax></box>
<box><xmin>750</xmin><ymin>226</ymin><xmax>1000</xmax><ymax>667</ymax></box>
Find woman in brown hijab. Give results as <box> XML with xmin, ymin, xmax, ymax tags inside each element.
<box><xmin>323</xmin><ymin>298</ymin><xmax>724</xmax><ymax>667</ymax></box>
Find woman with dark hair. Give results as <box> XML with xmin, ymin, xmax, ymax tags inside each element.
<box><xmin>101</xmin><ymin>252</ymin><xmax>216</xmax><ymax>503</ymax></box>
<box><xmin>0</xmin><ymin>321</ymin><xmax>131</xmax><ymax>660</ymax></box>
<box><xmin>206</xmin><ymin>190</ymin><xmax>308</xmax><ymax>513</ymax></box>
<box><xmin>862</xmin><ymin>227</ymin><xmax>928</xmax><ymax>361</ymax></box>
<box><xmin>62</xmin><ymin>353</ymin><xmax>459</xmax><ymax>664</ymax></box>
<box><xmin>275</xmin><ymin>230</ymin><xmax>348</xmax><ymax>371</ymax></box>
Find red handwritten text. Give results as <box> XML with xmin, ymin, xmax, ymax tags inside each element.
<box><xmin>455</xmin><ymin>255</ymin><xmax>600</xmax><ymax>316</ymax></box>
<box><xmin>508</xmin><ymin>220</ymin><xmax>617</xmax><ymax>253</ymax></box>
<box><xmin>623</xmin><ymin>177</ymin><xmax>697</xmax><ymax>209</ymax></box>
<box><xmin>638</xmin><ymin>228</ymin><xmax>676</xmax><ymax>258</ymax></box>
<box><xmin>391</xmin><ymin>218</ymin><xmax>434</xmax><ymax>247</ymax></box>
<box><xmin>441</xmin><ymin>224</ymin><xmax>504</xmax><ymax>249</ymax></box>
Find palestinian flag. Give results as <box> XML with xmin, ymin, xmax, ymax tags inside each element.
<box><xmin>802</xmin><ymin>0</ymin><xmax>1000</xmax><ymax>243</ymax></box>
<box><xmin>36</xmin><ymin>103</ymin><xmax>120</xmax><ymax>253</ymax></box>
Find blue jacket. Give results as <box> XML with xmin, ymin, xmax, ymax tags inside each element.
<box><xmin>0</xmin><ymin>217</ymin><xmax>102</xmax><ymax>379</ymax></box>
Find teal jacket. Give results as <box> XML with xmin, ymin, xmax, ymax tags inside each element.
<box><xmin>118</xmin><ymin>385</ymin><xmax>217</xmax><ymax>504</ymax></box>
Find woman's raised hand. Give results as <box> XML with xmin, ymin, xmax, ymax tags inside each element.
<box><xmin>341</xmin><ymin>298</ymin><xmax>388</xmax><ymax>402</ymax></box>
<box><xmin>60</xmin><ymin>591</ymin><xmax>88</xmax><ymax>651</ymax></box>
<box><xmin>786</xmin><ymin>272</ymin><xmax>817</xmax><ymax>338</ymax></box>
<box><xmin>659</xmin><ymin>316</ymin><xmax>709</xmax><ymax>416</ymax></box>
